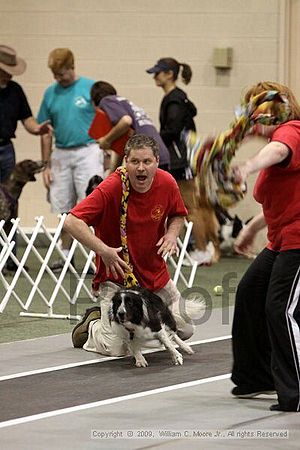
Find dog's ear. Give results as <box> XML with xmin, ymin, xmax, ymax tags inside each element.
<box><xmin>86</xmin><ymin>175</ymin><xmax>103</xmax><ymax>196</ymax></box>
<box><xmin>140</xmin><ymin>288</ymin><xmax>164</xmax><ymax>316</ymax></box>
<box><xmin>111</xmin><ymin>292</ymin><xmax>121</xmax><ymax>319</ymax></box>
<box><xmin>92</xmin><ymin>175</ymin><xmax>103</xmax><ymax>185</ymax></box>
<box><xmin>125</xmin><ymin>292</ymin><xmax>144</xmax><ymax>325</ymax></box>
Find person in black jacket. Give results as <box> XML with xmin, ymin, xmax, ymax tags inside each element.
<box><xmin>146</xmin><ymin>57</ymin><xmax>196</xmax><ymax>180</ymax></box>
<box><xmin>146</xmin><ymin>58</ymin><xmax>215</xmax><ymax>266</ymax></box>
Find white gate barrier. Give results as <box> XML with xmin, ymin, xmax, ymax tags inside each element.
<box><xmin>0</xmin><ymin>215</ymin><xmax>197</xmax><ymax>319</ymax></box>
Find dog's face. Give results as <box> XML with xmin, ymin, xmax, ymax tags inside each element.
<box><xmin>110</xmin><ymin>289</ymin><xmax>145</xmax><ymax>325</ymax></box>
<box><xmin>14</xmin><ymin>160</ymin><xmax>47</xmax><ymax>183</ymax></box>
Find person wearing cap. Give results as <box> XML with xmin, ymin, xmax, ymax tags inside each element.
<box><xmin>0</xmin><ymin>45</ymin><xmax>51</xmax><ymax>183</ymax></box>
<box><xmin>146</xmin><ymin>58</ymin><xmax>214</xmax><ymax>266</ymax></box>
<box><xmin>146</xmin><ymin>58</ymin><xmax>197</xmax><ymax>179</ymax></box>
<box><xmin>37</xmin><ymin>48</ymin><xmax>104</xmax><ymax>272</ymax></box>
<box><xmin>90</xmin><ymin>80</ymin><xmax>170</xmax><ymax>174</ymax></box>
<box><xmin>0</xmin><ymin>45</ymin><xmax>52</xmax><ymax>272</ymax></box>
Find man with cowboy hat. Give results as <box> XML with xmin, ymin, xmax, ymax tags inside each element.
<box><xmin>0</xmin><ymin>45</ymin><xmax>52</xmax><ymax>271</ymax></box>
<box><xmin>0</xmin><ymin>45</ymin><xmax>52</xmax><ymax>182</ymax></box>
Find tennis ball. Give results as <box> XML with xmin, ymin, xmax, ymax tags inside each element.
<box><xmin>213</xmin><ymin>285</ymin><xmax>223</xmax><ymax>295</ymax></box>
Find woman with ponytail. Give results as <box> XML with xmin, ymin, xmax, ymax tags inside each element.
<box><xmin>146</xmin><ymin>58</ymin><xmax>217</xmax><ymax>266</ymax></box>
<box><xmin>146</xmin><ymin>57</ymin><xmax>197</xmax><ymax>179</ymax></box>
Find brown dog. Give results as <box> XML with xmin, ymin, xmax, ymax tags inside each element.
<box><xmin>0</xmin><ymin>160</ymin><xmax>46</xmax><ymax>222</ymax></box>
<box><xmin>178</xmin><ymin>179</ymin><xmax>220</xmax><ymax>264</ymax></box>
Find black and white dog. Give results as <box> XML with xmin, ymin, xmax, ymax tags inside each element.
<box><xmin>109</xmin><ymin>287</ymin><xmax>194</xmax><ymax>368</ymax></box>
<box><xmin>215</xmin><ymin>206</ymin><xmax>252</xmax><ymax>255</ymax></box>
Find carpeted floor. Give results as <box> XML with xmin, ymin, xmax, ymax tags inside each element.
<box><xmin>0</xmin><ymin>253</ymin><xmax>252</xmax><ymax>344</ymax></box>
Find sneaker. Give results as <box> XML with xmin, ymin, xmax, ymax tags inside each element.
<box><xmin>50</xmin><ymin>257</ymin><xmax>75</xmax><ymax>273</ymax></box>
<box><xmin>269</xmin><ymin>404</ymin><xmax>281</xmax><ymax>411</ymax></box>
<box><xmin>232</xmin><ymin>386</ymin><xmax>276</xmax><ymax>398</ymax></box>
<box><xmin>72</xmin><ymin>306</ymin><xmax>101</xmax><ymax>348</ymax></box>
<box><xmin>270</xmin><ymin>403</ymin><xmax>298</xmax><ymax>412</ymax></box>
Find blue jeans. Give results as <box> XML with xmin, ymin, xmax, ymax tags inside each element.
<box><xmin>0</xmin><ymin>143</ymin><xmax>15</xmax><ymax>183</ymax></box>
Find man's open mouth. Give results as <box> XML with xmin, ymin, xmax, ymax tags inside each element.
<box><xmin>136</xmin><ymin>175</ymin><xmax>147</xmax><ymax>181</ymax></box>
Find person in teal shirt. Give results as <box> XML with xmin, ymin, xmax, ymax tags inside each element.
<box><xmin>38</xmin><ymin>48</ymin><xmax>104</xmax><ymax>272</ymax></box>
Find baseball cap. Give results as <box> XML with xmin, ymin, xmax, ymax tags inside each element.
<box><xmin>146</xmin><ymin>59</ymin><xmax>175</xmax><ymax>74</ymax></box>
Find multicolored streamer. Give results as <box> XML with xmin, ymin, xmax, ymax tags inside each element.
<box><xmin>185</xmin><ymin>90</ymin><xmax>290</xmax><ymax>208</ymax></box>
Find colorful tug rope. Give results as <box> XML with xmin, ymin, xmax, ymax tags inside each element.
<box><xmin>118</xmin><ymin>166</ymin><xmax>139</xmax><ymax>288</ymax></box>
<box><xmin>185</xmin><ymin>90</ymin><xmax>290</xmax><ymax>208</ymax></box>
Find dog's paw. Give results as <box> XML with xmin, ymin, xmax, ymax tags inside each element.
<box><xmin>135</xmin><ymin>355</ymin><xmax>148</xmax><ymax>368</ymax></box>
<box><xmin>182</xmin><ymin>343</ymin><xmax>194</xmax><ymax>355</ymax></box>
<box><xmin>172</xmin><ymin>350</ymin><xmax>183</xmax><ymax>366</ymax></box>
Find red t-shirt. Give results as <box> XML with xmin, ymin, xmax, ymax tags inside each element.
<box><xmin>253</xmin><ymin>120</ymin><xmax>300</xmax><ymax>251</ymax></box>
<box><xmin>70</xmin><ymin>169</ymin><xmax>187</xmax><ymax>290</ymax></box>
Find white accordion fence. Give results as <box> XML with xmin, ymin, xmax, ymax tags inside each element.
<box><xmin>0</xmin><ymin>215</ymin><xmax>197</xmax><ymax>319</ymax></box>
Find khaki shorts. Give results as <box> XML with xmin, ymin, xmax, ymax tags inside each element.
<box><xmin>50</xmin><ymin>143</ymin><xmax>104</xmax><ymax>213</ymax></box>
<box><xmin>83</xmin><ymin>280</ymin><xmax>194</xmax><ymax>356</ymax></box>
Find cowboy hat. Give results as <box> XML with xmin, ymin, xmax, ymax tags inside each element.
<box><xmin>0</xmin><ymin>45</ymin><xmax>26</xmax><ymax>76</ymax></box>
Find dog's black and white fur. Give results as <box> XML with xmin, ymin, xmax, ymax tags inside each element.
<box><xmin>215</xmin><ymin>206</ymin><xmax>252</xmax><ymax>255</ymax></box>
<box><xmin>109</xmin><ymin>287</ymin><xmax>194</xmax><ymax>367</ymax></box>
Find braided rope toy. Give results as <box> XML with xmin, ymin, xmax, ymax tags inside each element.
<box><xmin>118</xmin><ymin>167</ymin><xmax>139</xmax><ymax>288</ymax></box>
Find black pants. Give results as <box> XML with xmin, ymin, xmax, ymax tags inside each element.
<box><xmin>232</xmin><ymin>247</ymin><xmax>300</xmax><ymax>411</ymax></box>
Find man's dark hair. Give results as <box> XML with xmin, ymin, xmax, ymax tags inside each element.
<box><xmin>90</xmin><ymin>81</ymin><xmax>117</xmax><ymax>106</ymax></box>
<box><xmin>124</xmin><ymin>134</ymin><xmax>159</xmax><ymax>159</ymax></box>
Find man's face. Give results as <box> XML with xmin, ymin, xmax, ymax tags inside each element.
<box><xmin>0</xmin><ymin>68</ymin><xmax>12</xmax><ymax>88</ymax></box>
<box><xmin>125</xmin><ymin>147</ymin><xmax>159</xmax><ymax>193</ymax></box>
<box><xmin>52</xmin><ymin>67</ymin><xmax>75</xmax><ymax>87</ymax></box>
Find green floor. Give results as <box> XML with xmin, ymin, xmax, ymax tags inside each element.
<box><xmin>0</xmin><ymin>250</ymin><xmax>252</xmax><ymax>344</ymax></box>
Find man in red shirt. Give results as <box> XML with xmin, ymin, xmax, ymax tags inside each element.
<box><xmin>64</xmin><ymin>134</ymin><xmax>193</xmax><ymax>356</ymax></box>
